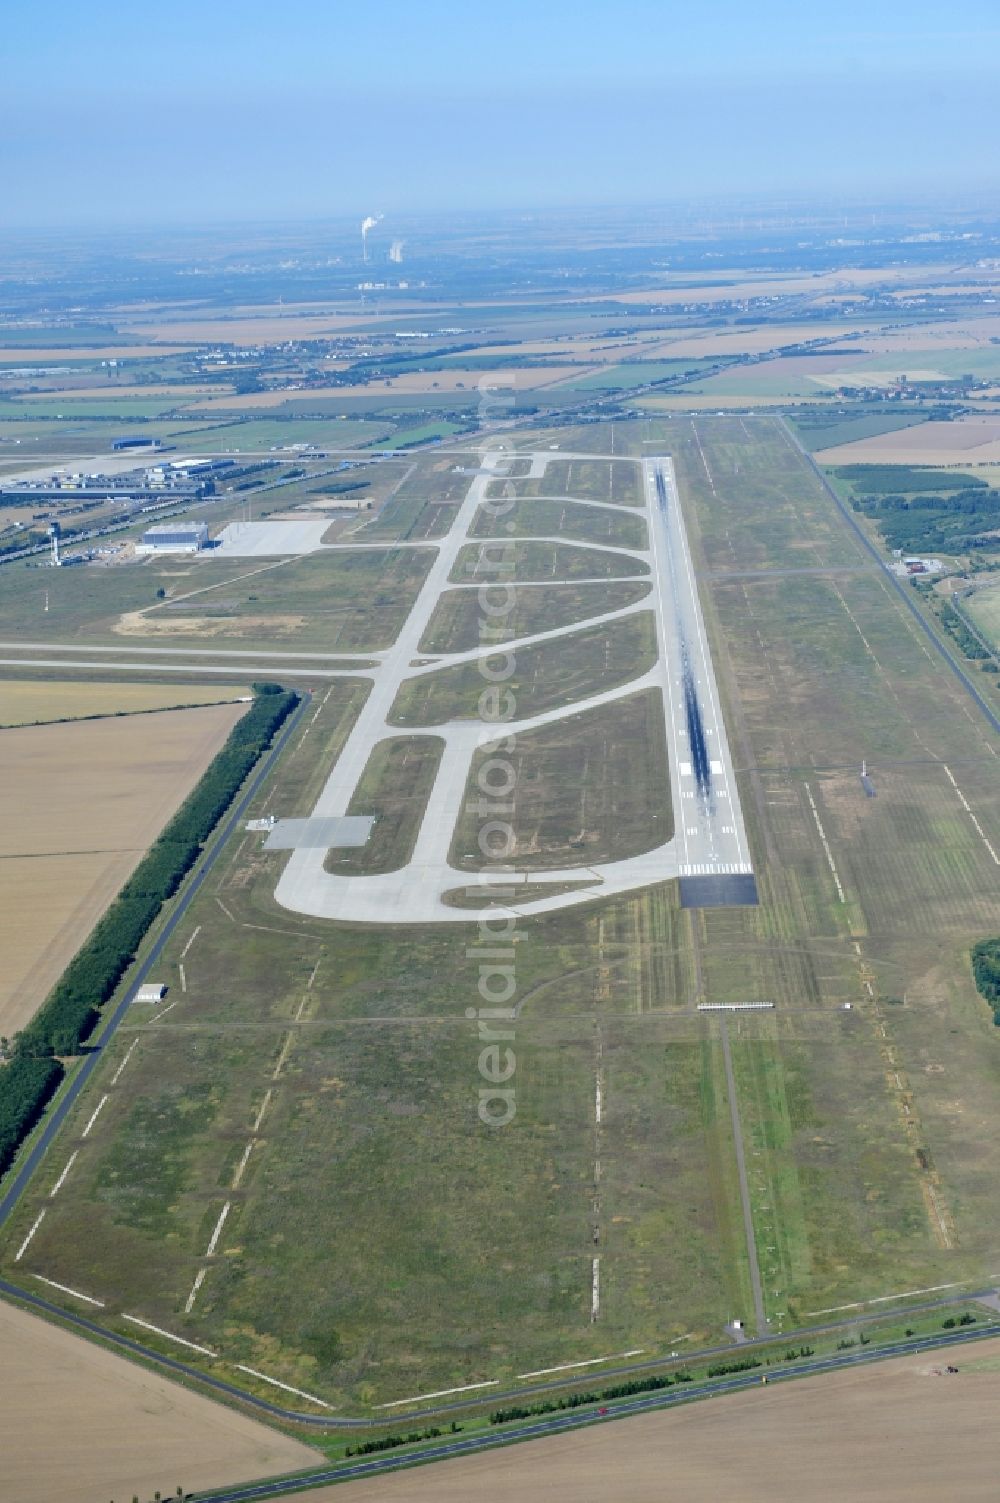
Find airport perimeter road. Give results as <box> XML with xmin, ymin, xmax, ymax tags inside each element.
<box><xmin>274</xmin><ymin>449</ymin><xmax>753</xmax><ymax>926</ymax></box>
<box><xmin>173</xmin><ymin>1325</ymin><xmax>1000</xmax><ymax>1499</ymax></box>
<box><xmin>0</xmin><ymin>694</ymin><xmax>310</xmax><ymax>1233</ymax></box>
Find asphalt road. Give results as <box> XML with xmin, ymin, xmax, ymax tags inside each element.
<box><xmin>186</xmin><ymin>1323</ymin><xmax>1000</xmax><ymax>1499</ymax></box>
<box><xmin>0</xmin><ymin>692</ymin><xmax>310</xmax><ymax>1232</ymax></box>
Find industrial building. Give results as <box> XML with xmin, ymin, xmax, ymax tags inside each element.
<box><xmin>137</xmin><ymin>522</ymin><xmax>208</xmax><ymax>554</ymax></box>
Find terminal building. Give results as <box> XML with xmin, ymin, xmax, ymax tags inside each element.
<box><xmin>137</xmin><ymin>521</ymin><xmax>208</xmax><ymax>554</ymax></box>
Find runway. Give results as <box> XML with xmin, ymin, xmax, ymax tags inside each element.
<box><xmin>272</xmin><ymin>450</ymin><xmax>753</xmax><ymax>924</ymax></box>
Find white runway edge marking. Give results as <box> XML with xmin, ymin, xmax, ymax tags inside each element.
<box><xmin>180</xmin><ymin>924</ymin><xmax>201</xmax><ymax>959</ymax></box>
<box><xmin>806</xmin><ymin>1279</ymin><xmax>966</xmax><ymax>1316</ymax></box>
<box><xmin>123</xmin><ymin>1313</ymin><xmax>216</xmax><ymax>1356</ymax></box>
<box><xmin>33</xmin><ymin>1274</ymin><xmax>105</xmax><ymax>1307</ymax></box>
<box><xmin>184</xmin><ymin>1267</ymin><xmax>208</xmax><ymax>1314</ymax></box>
<box><xmin>14</xmin><ymin>1209</ymin><xmax>46</xmax><ymax>1261</ymax></box>
<box><xmin>376</xmin><ymin>1379</ymin><xmax>499</xmax><ymax>1409</ymax></box>
<box><xmin>150</xmin><ymin>999</ymin><xmax>179</xmax><ymax>1024</ymax></box>
<box><xmin>179</xmin><ymin>964</ymin><xmax>187</xmax><ymax>993</ymax></box>
<box><xmin>251</xmin><ymin>1088</ymin><xmax>273</xmax><ymax>1135</ymax></box>
<box><xmin>230</xmin><ymin>1141</ymin><xmax>255</xmax><ymax>1191</ymax></box>
<box><xmin>516</xmin><ymin>1349</ymin><xmax>644</xmax><ymax>1380</ymax></box>
<box><xmin>110</xmin><ymin>1037</ymin><xmax>139</xmax><ymax>1085</ymax></box>
<box><xmin>236</xmin><ymin>1365</ymin><xmax>332</xmax><ymax>1408</ymax></box>
<box><xmin>591</xmin><ymin>1256</ymin><xmax>601</xmax><ymax>1321</ymax></box>
<box><xmin>804</xmin><ymin>785</ymin><xmax>846</xmax><ymax>903</ymax></box>
<box><xmin>81</xmin><ymin>1094</ymin><xmax>109</xmax><ymax>1138</ymax></box>
<box><xmin>49</xmin><ymin>1150</ymin><xmax>78</xmax><ymax>1198</ymax></box>
<box><xmin>943</xmin><ymin>765</ymin><xmax>1000</xmax><ymax>864</ymax></box>
<box><xmin>205</xmin><ymin>1201</ymin><xmax>232</xmax><ymax>1257</ymax></box>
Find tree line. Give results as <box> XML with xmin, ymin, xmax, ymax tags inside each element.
<box><xmin>0</xmin><ymin>687</ymin><xmax>298</xmax><ymax>1177</ymax></box>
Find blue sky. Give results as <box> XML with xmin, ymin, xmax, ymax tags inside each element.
<box><xmin>4</xmin><ymin>0</ymin><xmax>1000</xmax><ymax>226</ymax></box>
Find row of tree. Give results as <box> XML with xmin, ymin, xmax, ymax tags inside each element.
<box><xmin>0</xmin><ymin>687</ymin><xmax>299</xmax><ymax>1177</ymax></box>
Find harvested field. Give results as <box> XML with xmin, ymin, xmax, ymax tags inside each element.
<box><xmin>0</xmin><ymin>678</ymin><xmax>247</xmax><ymax>726</ymax></box>
<box><xmin>0</xmin><ymin>702</ymin><xmax>245</xmax><ymax>1036</ymax></box>
<box><xmin>0</xmin><ymin>1300</ymin><xmax>317</xmax><ymax>1503</ymax></box>
<box><xmin>327</xmin><ymin>1337</ymin><xmax>1000</xmax><ymax>1503</ymax></box>
<box><xmin>816</xmin><ymin>416</ymin><xmax>1000</xmax><ymax>466</ymax></box>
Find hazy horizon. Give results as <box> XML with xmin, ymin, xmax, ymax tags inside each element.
<box><xmin>5</xmin><ymin>0</ymin><xmax>1000</xmax><ymax>230</ymax></box>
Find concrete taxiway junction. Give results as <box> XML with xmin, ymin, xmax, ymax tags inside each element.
<box><xmin>271</xmin><ymin>446</ymin><xmax>752</xmax><ymax>924</ymax></box>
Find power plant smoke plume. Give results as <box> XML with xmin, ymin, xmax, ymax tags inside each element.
<box><xmin>361</xmin><ymin>214</ymin><xmax>382</xmax><ymax>260</ymax></box>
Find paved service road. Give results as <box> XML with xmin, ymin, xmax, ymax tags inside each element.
<box><xmin>274</xmin><ymin>450</ymin><xmax>753</xmax><ymax>925</ymax></box>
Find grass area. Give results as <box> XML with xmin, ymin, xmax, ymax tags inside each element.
<box><xmin>470</xmin><ymin>496</ymin><xmax>648</xmax><ymax>550</ymax></box>
<box><xmin>966</xmin><ymin>581</ymin><xmax>1000</xmax><ymax>652</ymax></box>
<box><xmin>450</xmin><ymin>539</ymin><xmax>648</xmax><ymax>582</ymax></box>
<box><xmin>325</xmin><ymin>736</ymin><xmax>444</xmax><ymax>875</ymax></box>
<box><xmin>790</xmin><ymin>410</ymin><xmax>929</xmax><ymax>452</ymax></box>
<box><xmin>449</xmin><ymin>689</ymin><xmax>672</xmax><ymax>870</ymax></box>
<box><xmin>355</xmin><ymin>458</ymin><xmax>472</xmax><ymax>541</ymax></box>
<box><xmin>0</xmin><ymin>547</ymin><xmax>431</xmax><ymax>652</ymax></box>
<box><xmin>388</xmin><ymin>612</ymin><xmax>657</xmax><ymax>726</ymax></box>
<box><xmin>175</xmin><ymin>417</ymin><xmax>391</xmax><ymax>452</ymax></box>
<box><xmin>8</xmin><ymin>415</ymin><xmax>1000</xmax><ymax>1414</ymax></box>
<box><xmin>562</xmin><ymin>360</ymin><xmax>717</xmax><ymax>390</ymax></box>
<box><xmin>418</xmin><ymin>581</ymin><xmax>650</xmax><ymax>652</ymax></box>
<box><xmin>502</xmin><ymin>459</ymin><xmax>643</xmax><ymax>506</ymax></box>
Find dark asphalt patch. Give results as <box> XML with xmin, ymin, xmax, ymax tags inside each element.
<box><xmin>679</xmin><ymin>874</ymin><xmax>759</xmax><ymax>909</ymax></box>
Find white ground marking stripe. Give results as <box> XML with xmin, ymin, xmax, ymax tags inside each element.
<box><xmin>943</xmin><ymin>764</ymin><xmax>1000</xmax><ymax>864</ymax></box>
<box><xmin>516</xmin><ymin>1350</ymin><xmax>644</xmax><ymax>1380</ymax></box>
<box><xmin>180</xmin><ymin>924</ymin><xmax>201</xmax><ymax>959</ymax></box>
<box><xmin>81</xmin><ymin>1094</ymin><xmax>109</xmax><ymax>1138</ymax></box>
<box><xmin>804</xmin><ymin>785</ymin><xmax>846</xmax><ymax>903</ymax></box>
<box><xmin>205</xmin><ymin>1201</ymin><xmax>231</xmax><ymax>1257</ymax></box>
<box><xmin>110</xmin><ymin>1038</ymin><xmax>139</xmax><ymax>1085</ymax></box>
<box><xmin>591</xmin><ymin>1256</ymin><xmax>601</xmax><ymax>1321</ymax></box>
<box><xmin>33</xmin><ymin>1274</ymin><xmax>105</xmax><ymax>1306</ymax></box>
<box><xmin>49</xmin><ymin>1150</ymin><xmax>78</xmax><ymax>1198</ymax></box>
<box><xmin>14</xmin><ymin>1210</ymin><xmax>46</xmax><ymax>1261</ymax></box>
<box><xmin>251</xmin><ymin>1088</ymin><xmax>273</xmax><ymax>1134</ymax></box>
<box><xmin>179</xmin><ymin>964</ymin><xmax>187</xmax><ymax>992</ymax></box>
<box><xmin>377</xmin><ymin>1379</ymin><xmax>499</xmax><ymax>1409</ymax></box>
<box><xmin>230</xmin><ymin>1141</ymin><xmax>255</xmax><ymax>1191</ymax></box>
<box><xmin>123</xmin><ymin>1314</ymin><xmax>216</xmax><ymax>1356</ymax></box>
<box><xmin>149</xmin><ymin>999</ymin><xmax>179</xmax><ymax>1023</ymax></box>
<box><xmin>236</xmin><ymin>1365</ymin><xmax>332</xmax><ymax>1407</ymax></box>
<box><xmin>184</xmin><ymin>1267</ymin><xmax>208</xmax><ymax>1314</ymax></box>
<box><xmin>806</xmin><ymin>1279</ymin><xmax>967</xmax><ymax>1316</ymax></box>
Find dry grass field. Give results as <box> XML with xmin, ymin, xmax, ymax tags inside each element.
<box><xmin>325</xmin><ymin>1337</ymin><xmax>1000</xmax><ymax>1503</ymax></box>
<box><xmin>0</xmin><ymin>1300</ymin><xmax>318</xmax><ymax>1503</ymax></box>
<box><xmin>0</xmin><ymin>678</ymin><xmax>247</xmax><ymax>726</ymax></box>
<box><xmin>816</xmin><ymin>415</ymin><xmax>1000</xmax><ymax>465</ymax></box>
<box><xmin>0</xmin><ymin>702</ymin><xmax>245</xmax><ymax>1036</ymax></box>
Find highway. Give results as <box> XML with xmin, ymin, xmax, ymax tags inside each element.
<box><xmin>185</xmin><ymin>1323</ymin><xmax>1000</xmax><ymax>1500</ymax></box>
